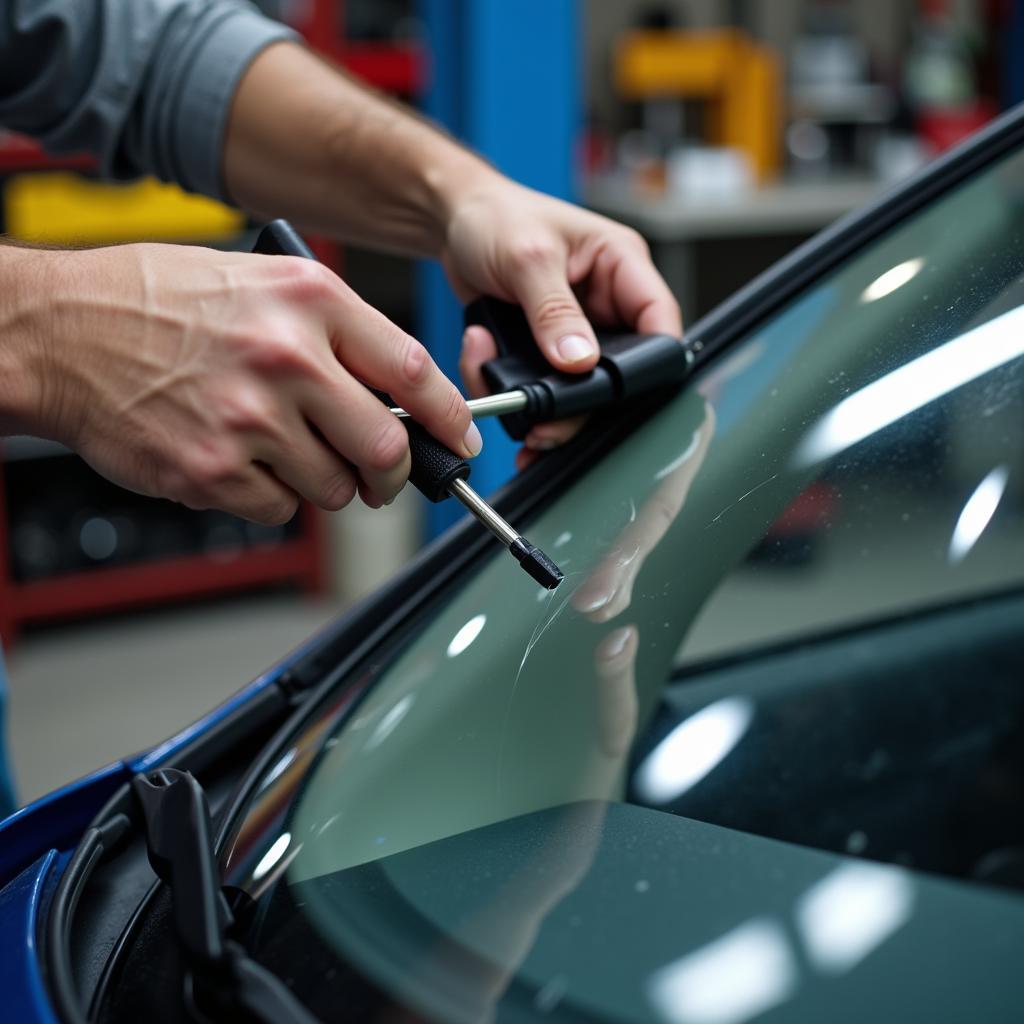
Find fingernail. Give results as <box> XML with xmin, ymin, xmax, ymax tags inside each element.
<box><xmin>463</xmin><ymin>421</ymin><xmax>483</xmax><ymax>457</ymax></box>
<box><xmin>383</xmin><ymin>495</ymin><xmax>396</xmax><ymax>506</ymax></box>
<box><xmin>557</xmin><ymin>334</ymin><xmax>597</xmax><ymax>363</ymax></box>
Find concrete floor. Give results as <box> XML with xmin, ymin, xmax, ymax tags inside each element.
<box><xmin>6</xmin><ymin>593</ymin><xmax>343</xmax><ymax>803</ymax></box>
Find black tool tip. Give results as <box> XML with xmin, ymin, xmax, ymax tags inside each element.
<box><xmin>509</xmin><ymin>537</ymin><xmax>564</xmax><ymax>590</ymax></box>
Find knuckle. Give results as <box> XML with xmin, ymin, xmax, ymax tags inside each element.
<box><xmin>365</xmin><ymin>420</ymin><xmax>409</xmax><ymax>473</ymax></box>
<box><xmin>264</xmin><ymin>329</ymin><xmax>312</xmax><ymax>367</ymax></box>
<box><xmin>182</xmin><ymin>444</ymin><xmax>245</xmax><ymax>493</ymax></box>
<box><xmin>320</xmin><ymin>469</ymin><xmax>357</xmax><ymax>511</ymax></box>
<box><xmin>281</xmin><ymin>257</ymin><xmax>336</xmax><ymax>300</ymax></box>
<box><xmin>620</xmin><ymin>225</ymin><xmax>649</xmax><ymax>254</ymax></box>
<box><xmin>219</xmin><ymin>387</ymin><xmax>276</xmax><ymax>432</ymax></box>
<box><xmin>398</xmin><ymin>338</ymin><xmax>431</xmax><ymax>388</ymax></box>
<box><xmin>244</xmin><ymin>326</ymin><xmax>320</xmax><ymax>375</ymax></box>
<box><xmin>508</xmin><ymin>236</ymin><xmax>560</xmax><ymax>273</ymax></box>
<box><xmin>532</xmin><ymin>292</ymin><xmax>582</xmax><ymax>329</ymax></box>
<box><xmin>442</xmin><ymin>384</ymin><xmax>467</xmax><ymax>431</ymax></box>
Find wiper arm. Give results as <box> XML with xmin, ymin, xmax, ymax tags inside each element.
<box><xmin>132</xmin><ymin>769</ymin><xmax>318</xmax><ymax>1024</ymax></box>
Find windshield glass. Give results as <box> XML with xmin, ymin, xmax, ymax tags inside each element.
<box><xmin>224</xmin><ymin>141</ymin><xmax>1024</xmax><ymax>1023</ymax></box>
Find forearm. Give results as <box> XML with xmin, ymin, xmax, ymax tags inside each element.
<box><xmin>223</xmin><ymin>42</ymin><xmax>504</xmax><ymax>259</ymax></box>
<box><xmin>0</xmin><ymin>243</ymin><xmax>51</xmax><ymax>436</ymax></box>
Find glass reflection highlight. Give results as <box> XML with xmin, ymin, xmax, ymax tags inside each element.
<box><xmin>649</xmin><ymin>919</ymin><xmax>797</xmax><ymax>1024</ymax></box>
<box><xmin>859</xmin><ymin>257</ymin><xmax>925</xmax><ymax>303</ymax></box>
<box><xmin>795</xmin><ymin>305</ymin><xmax>1024</xmax><ymax>467</ymax></box>
<box><xmin>252</xmin><ymin>832</ymin><xmax>291</xmax><ymax>882</ymax></box>
<box><xmin>948</xmin><ymin>466</ymin><xmax>1009</xmax><ymax>563</ymax></box>
<box><xmin>446</xmin><ymin>613</ymin><xmax>487</xmax><ymax>658</ymax></box>
<box><xmin>365</xmin><ymin>694</ymin><xmax>415</xmax><ymax>750</ymax></box>
<box><xmin>796</xmin><ymin>862</ymin><xmax>914</xmax><ymax>973</ymax></box>
<box><xmin>635</xmin><ymin>698</ymin><xmax>753</xmax><ymax>804</ymax></box>
<box><xmin>257</xmin><ymin>747</ymin><xmax>297</xmax><ymax>792</ymax></box>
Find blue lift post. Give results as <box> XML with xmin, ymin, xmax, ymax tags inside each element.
<box><xmin>417</xmin><ymin>0</ymin><xmax>582</xmax><ymax>537</ymax></box>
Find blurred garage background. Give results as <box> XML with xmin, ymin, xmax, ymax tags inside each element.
<box><xmin>1</xmin><ymin>0</ymin><xmax>1020</xmax><ymax>801</ymax></box>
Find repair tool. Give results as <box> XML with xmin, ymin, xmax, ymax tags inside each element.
<box><xmin>390</xmin><ymin>297</ymin><xmax>692</xmax><ymax>440</ymax></box>
<box><xmin>252</xmin><ymin>220</ymin><xmax>563</xmax><ymax>590</ymax></box>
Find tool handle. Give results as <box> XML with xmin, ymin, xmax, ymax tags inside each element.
<box><xmin>253</xmin><ymin>219</ymin><xmax>317</xmax><ymax>260</ymax></box>
<box><xmin>465</xmin><ymin>297</ymin><xmax>690</xmax><ymax>440</ymax></box>
<box><xmin>407</xmin><ymin>424</ymin><xmax>470</xmax><ymax>502</ymax></box>
<box><xmin>370</xmin><ymin>391</ymin><xmax>469</xmax><ymax>503</ymax></box>
<box><xmin>253</xmin><ymin>220</ymin><xmax>470</xmax><ymax>504</ymax></box>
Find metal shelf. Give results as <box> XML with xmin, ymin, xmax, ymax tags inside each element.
<box><xmin>585</xmin><ymin>175</ymin><xmax>885</xmax><ymax>240</ymax></box>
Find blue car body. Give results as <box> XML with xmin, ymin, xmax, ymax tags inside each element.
<box><xmin>0</xmin><ymin>639</ymin><xmax>317</xmax><ymax>1023</ymax></box>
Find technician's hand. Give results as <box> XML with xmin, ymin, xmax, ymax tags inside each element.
<box><xmin>449</xmin><ymin>179</ymin><xmax>681</xmax><ymax>464</ymax></box>
<box><xmin>15</xmin><ymin>244</ymin><xmax>479</xmax><ymax>523</ymax></box>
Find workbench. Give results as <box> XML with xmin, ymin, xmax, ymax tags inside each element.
<box><xmin>585</xmin><ymin>176</ymin><xmax>885</xmax><ymax>317</ymax></box>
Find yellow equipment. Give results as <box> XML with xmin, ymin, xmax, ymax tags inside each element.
<box><xmin>5</xmin><ymin>173</ymin><xmax>244</xmax><ymax>245</ymax></box>
<box><xmin>615</xmin><ymin>29</ymin><xmax>782</xmax><ymax>182</ymax></box>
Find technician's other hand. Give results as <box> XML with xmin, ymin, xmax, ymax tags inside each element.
<box><xmin>17</xmin><ymin>244</ymin><xmax>478</xmax><ymax>523</ymax></box>
<box><xmin>450</xmin><ymin>179</ymin><xmax>681</xmax><ymax>463</ymax></box>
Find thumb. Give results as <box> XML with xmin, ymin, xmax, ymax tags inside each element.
<box><xmin>511</xmin><ymin>249</ymin><xmax>600</xmax><ymax>373</ymax></box>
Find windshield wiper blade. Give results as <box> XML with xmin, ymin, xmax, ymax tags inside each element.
<box><xmin>132</xmin><ymin>769</ymin><xmax>318</xmax><ymax>1024</ymax></box>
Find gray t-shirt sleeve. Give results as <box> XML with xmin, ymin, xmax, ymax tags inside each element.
<box><xmin>0</xmin><ymin>0</ymin><xmax>299</xmax><ymax>201</ymax></box>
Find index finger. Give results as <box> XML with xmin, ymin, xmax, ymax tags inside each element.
<box><xmin>326</xmin><ymin>295</ymin><xmax>481</xmax><ymax>459</ymax></box>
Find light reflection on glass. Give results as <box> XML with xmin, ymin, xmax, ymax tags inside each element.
<box><xmin>859</xmin><ymin>257</ymin><xmax>925</xmax><ymax>303</ymax></box>
<box><xmin>635</xmin><ymin>698</ymin><xmax>753</xmax><ymax>804</ymax></box>
<box><xmin>948</xmin><ymin>466</ymin><xmax>1009</xmax><ymax>563</ymax></box>
<box><xmin>796</xmin><ymin>862</ymin><xmax>914</xmax><ymax>973</ymax></box>
<box><xmin>365</xmin><ymin>694</ymin><xmax>415</xmax><ymax>751</ymax></box>
<box><xmin>252</xmin><ymin>832</ymin><xmax>291</xmax><ymax>882</ymax></box>
<box><xmin>656</xmin><ymin>428</ymin><xmax>702</xmax><ymax>480</ymax></box>
<box><xmin>257</xmin><ymin>747</ymin><xmax>297</xmax><ymax>792</ymax></box>
<box><xmin>446</xmin><ymin>613</ymin><xmax>487</xmax><ymax>658</ymax></box>
<box><xmin>794</xmin><ymin>305</ymin><xmax>1024</xmax><ymax>468</ymax></box>
<box><xmin>649</xmin><ymin>918</ymin><xmax>797</xmax><ymax>1024</ymax></box>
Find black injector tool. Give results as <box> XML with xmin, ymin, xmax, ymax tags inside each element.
<box><xmin>458</xmin><ymin>296</ymin><xmax>693</xmax><ymax>440</ymax></box>
<box><xmin>252</xmin><ymin>220</ymin><xmax>564</xmax><ymax>590</ymax></box>
<box><xmin>389</xmin><ymin>297</ymin><xmax>692</xmax><ymax>437</ymax></box>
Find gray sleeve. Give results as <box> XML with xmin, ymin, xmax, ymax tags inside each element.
<box><xmin>0</xmin><ymin>0</ymin><xmax>299</xmax><ymax>200</ymax></box>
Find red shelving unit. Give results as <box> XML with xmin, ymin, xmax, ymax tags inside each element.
<box><xmin>0</xmin><ymin>133</ymin><xmax>93</xmax><ymax>175</ymax></box>
<box><xmin>0</xmin><ymin>516</ymin><xmax>328</xmax><ymax>644</ymax></box>
<box><xmin>340</xmin><ymin>42</ymin><xmax>421</xmax><ymax>93</ymax></box>
<box><xmin>0</xmin><ymin>449</ymin><xmax>330</xmax><ymax>644</ymax></box>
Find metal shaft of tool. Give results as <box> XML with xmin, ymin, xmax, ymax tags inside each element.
<box><xmin>447</xmin><ymin>477</ymin><xmax>520</xmax><ymax>546</ymax></box>
<box><xmin>390</xmin><ymin>390</ymin><xmax>529</xmax><ymax>421</ymax></box>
